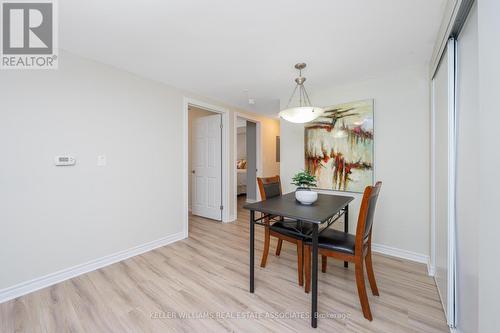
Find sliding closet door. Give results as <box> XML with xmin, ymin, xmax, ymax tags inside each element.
<box><xmin>455</xmin><ymin>4</ymin><xmax>479</xmax><ymax>332</ymax></box>
<box><xmin>432</xmin><ymin>39</ymin><xmax>456</xmax><ymax>327</ymax></box>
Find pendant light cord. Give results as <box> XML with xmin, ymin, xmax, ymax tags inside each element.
<box><xmin>286</xmin><ymin>67</ymin><xmax>312</xmax><ymax>108</ymax></box>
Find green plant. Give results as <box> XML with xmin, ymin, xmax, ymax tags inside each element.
<box><xmin>291</xmin><ymin>170</ymin><xmax>317</xmax><ymax>188</ymax></box>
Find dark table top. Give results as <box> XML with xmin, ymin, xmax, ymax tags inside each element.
<box><xmin>243</xmin><ymin>192</ymin><xmax>354</xmax><ymax>224</ymax></box>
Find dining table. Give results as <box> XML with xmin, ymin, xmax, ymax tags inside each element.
<box><xmin>244</xmin><ymin>192</ymin><xmax>354</xmax><ymax>328</ymax></box>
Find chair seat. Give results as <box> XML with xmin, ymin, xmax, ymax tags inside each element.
<box><xmin>305</xmin><ymin>229</ymin><xmax>355</xmax><ymax>255</ymax></box>
<box><xmin>270</xmin><ymin>219</ymin><xmax>313</xmax><ymax>239</ymax></box>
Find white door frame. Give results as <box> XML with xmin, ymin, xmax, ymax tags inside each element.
<box><xmin>183</xmin><ymin>97</ymin><xmax>231</xmax><ymax>237</ymax></box>
<box><xmin>233</xmin><ymin>112</ymin><xmax>262</xmax><ymax>219</ymax></box>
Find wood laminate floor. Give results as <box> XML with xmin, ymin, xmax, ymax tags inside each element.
<box><xmin>0</xmin><ymin>197</ymin><xmax>448</xmax><ymax>332</ymax></box>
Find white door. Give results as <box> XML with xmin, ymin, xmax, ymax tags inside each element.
<box><xmin>433</xmin><ymin>48</ymin><xmax>450</xmax><ymax>317</ymax></box>
<box><xmin>191</xmin><ymin>114</ymin><xmax>222</xmax><ymax>221</ymax></box>
<box><xmin>432</xmin><ymin>38</ymin><xmax>456</xmax><ymax>327</ymax></box>
<box><xmin>455</xmin><ymin>5</ymin><xmax>479</xmax><ymax>332</ymax></box>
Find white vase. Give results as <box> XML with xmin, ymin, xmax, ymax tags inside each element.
<box><xmin>295</xmin><ymin>189</ymin><xmax>318</xmax><ymax>205</ymax></box>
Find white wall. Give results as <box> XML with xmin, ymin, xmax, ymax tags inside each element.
<box><xmin>280</xmin><ymin>65</ymin><xmax>430</xmax><ymax>257</ymax></box>
<box><xmin>477</xmin><ymin>0</ymin><xmax>500</xmax><ymax>331</ymax></box>
<box><xmin>236</xmin><ymin>128</ymin><xmax>247</xmax><ymax>160</ymax></box>
<box><xmin>0</xmin><ymin>51</ymin><xmax>186</xmax><ymax>290</ymax></box>
<box><xmin>0</xmin><ymin>50</ymin><xmax>280</xmax><ymax>296</ymax></box>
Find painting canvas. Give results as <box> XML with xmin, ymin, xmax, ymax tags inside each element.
<box><xmin>305</xmin><ymin>99</ymin><xmax>374</xmax><ymax>193</ymax></box>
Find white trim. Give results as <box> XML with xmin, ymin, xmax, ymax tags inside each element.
<box><xmin>233</xmin><ymin>112</ymin><xmax>263</xmax><ymax>220</ymax></box>
<box><xmin>430</xmin><ymin>0</ymin><xmax>461</xmax><ymax>77</ymax></box>
<box><xmin>372</xmin><ymin>243</ymin><xmax>430</xmax><ymax>266</ymax></box>
<box><xmin>428</xmin><ymin>258</ymin><xmax>436</xmax><ymax>277</ymax></box>
<box><xmin>430</xmin><ymin>0</ymin><xmax>475</xmax><ymax>79</ymax></box>
<box><xmin>446</xmin><ymin>38</ymin><xmax>457</xmax><ymax>328</ymax></box>
<box><xmin>430</xmin><ymin>78</ymin><xmax>437</xmax><ymax>278</ymax></box>
<box><xmin>227</xmin><ymin>213</ymin><xmax>236</xmax><ymax>223</ymax></box>
<box><xmin>183</xmin><ymin>98</ymin><xmax>232</xmax><ymax>228</ymax></box>
<box><xmin>0</xmin><ymin>232</ymin><xmax>185</xmax><ymax>304</ymax></box>
<box><xmin>182</xmin><ymin>98</ymin><xmax>190</xmax><ymax>238</ymax></box>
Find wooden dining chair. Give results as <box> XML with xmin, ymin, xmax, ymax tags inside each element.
<box><xmin>257</xmin><ymin>176</ymin><xmax>311</xmax><ymax>286</ymax></box>
<box><xmin>304</xmin><ymin>181</ymin><xmax>382</xmax><ymax>321</ymax></box>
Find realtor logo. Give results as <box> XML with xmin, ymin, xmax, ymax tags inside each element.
<box><xmin>1</xmin><ymin>0</ymin><xmax>58</xmax><ymax>69</ymax></box>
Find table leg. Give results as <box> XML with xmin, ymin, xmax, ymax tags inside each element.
<box><xmin>344</xmin><ymin>205</ymin><xmax>349</xmax><ymax>268</ymax></box>
<box><xmin>311</xmin><ymin>223</ymin><xmax>318</xmax><ymax>328</ymax></box>
<box><xmin>250</xmin><ymin>210</ymin><xmax>255</xmax><ymax>293</ymax></box>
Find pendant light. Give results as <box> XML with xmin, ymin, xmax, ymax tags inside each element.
<box><xmin>279</xmin><ymin>63</ymin><xmax>324</xmax><ymax>123</ymax></box>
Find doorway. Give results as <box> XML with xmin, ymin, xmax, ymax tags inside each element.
<box><xmin>185</xmin><ymin>99</ymin><xmax>230</xmax><ymax>228</ymax></box>
<box><xmin>234</xmin><ymin>114</ymin><xmax>261</xmax><ymax>218</ymax></box>
<box><xmin>189</xmin><ymin>106</ymin><xmax>222</xmax><ymax>220</ymax></box>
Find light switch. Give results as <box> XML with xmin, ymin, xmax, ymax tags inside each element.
<box><xmin>54</xmin><ymin>156</ymin><xmax>76</xmax><ymax>166</ymax></box>
<box><xmin>97</xmin><ymin>155</ymin><xmax>106</xmax><ymax>166</ymax></box>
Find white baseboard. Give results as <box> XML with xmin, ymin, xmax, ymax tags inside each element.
<box><xmin>245</xmin><ymin>199</ymin><xmax>257</xmax><ymax>203</ymax></box>
<box><xmin>427</xmin><ymin>259</ymin><xmax>436</xmax><ymax>277</ymax></box>
<box><xmin>372</xmin><ymin>243</ymin><xmax>432</xmax><ymax>275</ymax></box>
<box><xmin>0</xmin><ymin>231</ymin><xmax>186</xmax><ymax>304</ymax></box>
<box><xmin>224</xmin><ymin>214</ymin><xmax>237</xmax><ymax>223</ymax></box>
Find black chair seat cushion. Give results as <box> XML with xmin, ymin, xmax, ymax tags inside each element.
<box><xmin>305</xmin><ymin>229</ymin><xmax>355</xmax><ymax>255</ymax></box>
<box><xmin>270</xmin><ymin>218</ymin><xmax>313</xmax><ymax>239</ymax></box>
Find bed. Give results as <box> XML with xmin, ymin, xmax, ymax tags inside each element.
<box><xmin>237</xmin><ymin>159</ymin><xmax>247</xmax><ymax>195</ymax></box>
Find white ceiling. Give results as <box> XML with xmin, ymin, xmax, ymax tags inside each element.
<box><xmin>61</xmin><ymin>0</ymin><xmax>446</xmax><ymax>116</ymax></box>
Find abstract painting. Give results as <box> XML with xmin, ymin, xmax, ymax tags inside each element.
<box><xmin>305</xmin><ymin>99</ymin><xmax>374</xmax><ymax>193</ymax></box>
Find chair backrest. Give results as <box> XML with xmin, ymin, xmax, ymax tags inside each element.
<box><xmin>355</xmin><ymin>181</ymin><xmax>382</xmax><ymax>254</ymax></box>
<box><xmin>257</xmin><ymin>176</ymin><xmax>282</xmax><ymax>200</ymax></box>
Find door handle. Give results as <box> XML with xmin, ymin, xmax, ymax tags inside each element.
<box><xmin>192</xmin><ymin>170</ymin><xmax>195</xmax><ymax>174</ymax></box>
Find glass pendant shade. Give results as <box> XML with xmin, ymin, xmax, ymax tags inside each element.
<box><xmin>279</xmin><ymin>63</ymin><xmax>323</xmax><ymax>123</ymax></box>
<box><xmin>279</xmin><ymin>106</ymin><xmax>324</xmax><ymax>123</ymax></box>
